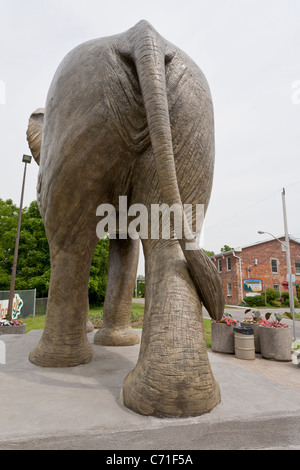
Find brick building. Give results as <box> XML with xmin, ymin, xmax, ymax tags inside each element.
<box><xmin>210</xmin><ymin>236</ymin><xmax>300</xmax><ymax>305</ymax></box>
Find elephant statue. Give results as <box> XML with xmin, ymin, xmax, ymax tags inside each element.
<box><xmin>26</xmin><ymin>20</ymin><xmax>224</xmax><ymax>418</ymax></box>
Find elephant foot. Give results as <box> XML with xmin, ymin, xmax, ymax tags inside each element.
<box><xmin>86</xmin><ymin>320</ymin><xmax>94</xmax><ymax>333</ymax></box>
<box><xmin>29</xmin><ymin>332</ymin><xmax>94</xmax><ymax>367</ymax></box>
<box><xmin>94</xmin><ymin>326</ymin><xmax>140</xmax><ymax>346</ymax></box>
<box><xmin>121</xmin><ymin>362</ymin><xmax>221</xmax><ymax>418</ymax></box>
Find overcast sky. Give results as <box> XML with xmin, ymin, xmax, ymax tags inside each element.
<box><xmin>1</xmin><ymin>0</ymin><xmax>299</xmax><ymax>274</ymax></box>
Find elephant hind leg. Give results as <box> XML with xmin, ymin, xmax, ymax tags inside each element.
<box><xmin>121</xmin><ymin>238</ymin><xmax>221</xmax><ymax>417</ymax></box>
<box><xmin>94</xmin><ymin>237</ymin><xmax>140</xmax><ymax>346</ymax></box>
<box><xmin>29</xmin><ymin>241</ymin><xmax>97</xmax><ymax>368</ymax></box>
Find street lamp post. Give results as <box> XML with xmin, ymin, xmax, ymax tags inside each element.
<box><xmin>7</xmin><ymin>154</ymin><xmax>32</xmax><ymax>321</ymax></box>
<box><xmin>281</xmin><ymin>187</ymin><xmax>296</xmax><ymax>326</ymax></box>
<box><xmin>258</xmin><ymin>191</ymin><xmax>297</xmax><ymax>343</ymax></box>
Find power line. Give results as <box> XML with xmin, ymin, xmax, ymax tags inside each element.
<box><xmin>285</xmin><ymin>179</ymin><xmax>300</xmax><ymax>190</ymax></box>
<box><xmin>206</xmin><ymin>180</ymin><xmax>300</xmax><ymax>231</ymax></box>
<box><xmin>206</xmin><ymin>189</ymin><xmax>278</xmax><ymax>230</ymax></box>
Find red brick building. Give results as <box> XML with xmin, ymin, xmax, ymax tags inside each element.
<box><xmin>210</xmin><ymin>236</ymin><xmax>300</xmax><ymax>305</ymax></box>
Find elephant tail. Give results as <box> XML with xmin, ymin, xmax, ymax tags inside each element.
<box><xmin>26</xmin><ymin>108</ymin><xmax>45</xmax><ymax>165</ymax></box>
<box><xmin>129</xmin><ymin>20</ymin><xmax>224</xmax><ymax>320</ymax></box>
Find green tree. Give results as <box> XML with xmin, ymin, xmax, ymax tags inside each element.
<box><xmin>16</xmin><ymin>200</ymin><xmax>51</xmax><ymax>296</ymax></box>
<box><xmin>0</xmin><ymin>199</ymin><xmax>51</xmax><ymax>296</ymax></box>
<box><xmin>220</xmin><ymin>244</ymin><xmax>234</xmax><ymax>252</ymax></box>
<box><xmin>88</xmin><ymin>236</ymin><xmax>109</xmax><ymax>304</ymax></box>
<box><xmin>0</xmin><ymin>199</ymin><xmax>110</xmax><ymax>302</ymax></box>
<box><xmin>203</xmin><ymin>249</ymin><xmax>215</xmax><ymax>257</ymax></box>
<box><xmin>0</xmin><ymin>199</ymin><xmax>20</xmax><ymax>289</ymax></box>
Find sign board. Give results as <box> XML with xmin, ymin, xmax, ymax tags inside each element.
<box><xmin>286</xmin><ymin>274</ymin><xmax>296</xmax><ymax>283</ymax></box>
<box><xmin>0</xmin><ymin>294</ymin><xmax>23</xmax><ymax>320</ymax></box>
<box><xmin>244</xmin><ymin>279</ymin><xmax>263</xmax><ymax>293</ymax></box>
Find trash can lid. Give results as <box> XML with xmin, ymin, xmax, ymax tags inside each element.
<box><xmin>234</xmin><ymin>326</ymin><xmax>254</xmax><ymax>335</ymax></box>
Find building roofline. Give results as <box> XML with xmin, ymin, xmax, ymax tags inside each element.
<box><xmin>209</xmin><ymin>235</ymin><xmax>300</xmax><ymax>259</ymax></box>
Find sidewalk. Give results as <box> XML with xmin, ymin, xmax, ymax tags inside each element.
<box><xmin>212</xmin><ymin>350</ymin><xmax>300</xmax><ymax>392</ymax></box>
<box><xmin>0</xmin><ymin>329</ymin><xmax>300</xmax><ymax>450</ymax></box>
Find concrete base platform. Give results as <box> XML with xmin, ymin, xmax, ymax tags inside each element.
<box><xmin>0</xmin><ymin>330</ymin><xmax>300</xmax><ymax>450</ymax></box>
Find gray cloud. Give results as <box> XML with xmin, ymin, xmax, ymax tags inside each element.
<box><xmin>0</xmin><ymin>0</ymin><xmax>299</xmax><ymax>262</ymax></box>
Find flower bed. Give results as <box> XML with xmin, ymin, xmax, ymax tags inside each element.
<box><xmin>0</xmin><ymin>319</ymin><xmax>26</xmax><ymax>335</ymax></box>
<box><xmin>213</xmin><ymin>317</ymin><xmax>238</xmax><ymax>327</ymax></box>
<box><xmin>259</xmin><ymin>319</ymin><xmax>289</xmax><ymax>328</ymax></box>
<box><xmin>241</xmin><ymin>310</ymin><xmax>290</xmax><ymax>354</ymax></box>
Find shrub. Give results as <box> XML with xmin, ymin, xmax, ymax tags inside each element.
<box><xmin>269</xmin><ymin>300</ymin><xmax>281</xmax><ymax>307</ymax></box>
<box><xmin>281</xmin><ymin>291</ymin><xmax>290</xmax><ymax>301</ymax></box>
<box><xmin>281</xmin><ymin>291</ymin><xmax>290</xmax><ymax>306</ymax></box>
<box><xmin>266</xmin><ymin>288</ymin><xmax>280</xmax><ymax>303</ymax></box>
<box><xmin>244</xmin><ymin>295</ymin><xmax>266</xmax><ymax>307</ymax></box>
<box><xmin>280</xmin><ymin>291</ymin><xmax>300</xmax><ymax>307</ymax></box>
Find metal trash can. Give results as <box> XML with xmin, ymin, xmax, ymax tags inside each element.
<box><xmin>234</xmin><ymin>326</ymin><xmax>255</xmax><ymax>360</ymax></box>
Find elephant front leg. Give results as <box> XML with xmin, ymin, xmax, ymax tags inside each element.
<box><xmin>94</xmin><ymin>237</ymin><xmax>140</xmax><ymax>346</ymax></box>
<box><xmin>121</xmin><ymin>239</ymin><xmax>221</xmax><ymax>418</ymax></box>
<box><xmin>29</xmin><ymin>246</ymin><xmax>95</xmax><ymax>367</ymax></box>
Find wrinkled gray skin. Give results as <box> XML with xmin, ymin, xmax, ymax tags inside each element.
<box><xmin>27</xmin><ymin>20</ymin><xmax>224</xmax><ymax>418</ymax></box>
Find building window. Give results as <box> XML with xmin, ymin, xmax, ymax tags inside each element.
<box><xmin>273</xmin><ymin>284</ymin><xmax>280</xmax><ymax>291</ymax></box>
<box><xmin>227</xmin><ymin>283</ymin><xmax>232</xmax><ymax>297</ymax></box>
<box><xmin>271</xmin><ymin>259</ymin><xmax>278</xmax><ymax>273</ymax></box>
<box><xmin>218</xmin><ymin>259</ymin><xmax>222</xmax><ymax>272</ymax></box>
<box><xmin>227</xmin><ymin>257</ymin><xmax>231</xmax><ymax>271</ymax></box>
<box><xmin>295</xmin><ymin>261</ymin><xmax>300</xmax><ymax>275</ymax></box>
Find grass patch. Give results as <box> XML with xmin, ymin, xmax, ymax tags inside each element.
<box><xmin>282</xmin><ymin>311</ymin><xmax>300</xmax><ymax>321</ymax></box>
<box><xmin>88</xmin><ymin>302</ymin><xmax>145</xmax><ymax>328</ymax></box>
<box><xmin>23</xmin><ymin>303</ymin><xmax>213</xmax><ymax>348</ymax></box>
<box><xmin>203</xmin><ymin>318</ymin><xmax>212</xmax><ymax>348</ymax></box>
<box><xmin>24</xmin><ymin>315</ymin><xmax>46</xmax><ymax>332</ymax></box>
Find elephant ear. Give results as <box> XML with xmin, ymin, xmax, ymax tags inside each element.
<box><xmin>26</xmin><ymin>108</ymin><xmax>45</xmax><ymax>165</ymax></box>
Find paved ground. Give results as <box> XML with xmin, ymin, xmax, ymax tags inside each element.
<box><xmin>0</xmin><ymin>328</ymin><xmax>300</xmax><ymax>451</ymax></box>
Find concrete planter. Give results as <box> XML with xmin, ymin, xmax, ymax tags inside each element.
<box><xmin>211</xmin><ymin>322</ymin><xmax>235</xmax><ymax>354</ymax></box>
<box><xmin>259</xmin><ymin>325</ymin><xmax>292</xmax><ymax>362</ymax></box>
<box><xmin>241</xmin><ymin>321</ymin><xmax>261</xmax><ymax>353</ymax></box>
<box><xmin>0</xmin><ymin>324</ymin><xmax>26</xmax><ymax>335</ymax></box>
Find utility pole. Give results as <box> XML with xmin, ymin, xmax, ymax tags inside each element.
<box><xmin>282</xmin><ymin>188</ymin><xmax>296</xmax><ymax>343</ymax></box>
<box><xmin>7</xmin><ymin>155</ymin><xmax>32</xmax><ymax>320</ymax></box>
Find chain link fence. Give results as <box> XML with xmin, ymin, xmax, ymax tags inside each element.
<box><xmin>0</xmin><ymin>289</ymin><xmax>36</xmax><ymax>318</ymax></box>
<box><xmin>35</xmin><ymin>298</ymin><xmax>48</xmax><ymax>316</ymax></box>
